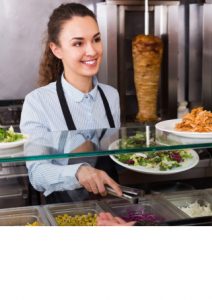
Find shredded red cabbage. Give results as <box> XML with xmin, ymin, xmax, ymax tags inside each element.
<box><xmin>169</xmin><ymin>152</ymin><xmax>183</xmax><ymax>163</ymax></box>
<box><xmin>120</xmin><ymin>209</ymin><xmax>164</xmax><ymax>225</ymax></box>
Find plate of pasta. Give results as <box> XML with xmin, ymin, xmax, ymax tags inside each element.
<box><xmin>156</xmin><ymin>108</ymin><xmax>212</xmax><ymax>138</ymax></box>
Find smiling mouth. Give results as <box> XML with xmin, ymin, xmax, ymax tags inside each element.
<box><xmin>81</xmin><ymin>59</ymin><xmax>97</xmax><ymax>66</ymax></box>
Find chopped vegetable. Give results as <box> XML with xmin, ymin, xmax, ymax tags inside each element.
<box><xmin>0</xmin><ymin>126</ymin><xmax>25</xmax><ymax>143</ymax></box>
<box><xmin>26</xmin><ymin>221</ymin><xmax>42</xmax><ymax>226</ymax></box>
<box><xmin>115</xmin><ymin>150</ymin><xmax>193</xmax><ymax>171</ymax></box>
<box><xmin>119</xmin><ymin>208</ymin><xmax>163</xmax><ymax>225</ymax></box>
<box><xmin>180</xmin><ymin>201</ymin><xmax>212</xmax><ymax>217</ymax></box>
<box><xmin>55</xmin><ymin>213</ymin><xmax>97</xmax><ymax>226</ymax></box>
<box><xmin>119</xmin><ymin>132</ymin><xmax>153</xmax><ymax>149</ymax></box>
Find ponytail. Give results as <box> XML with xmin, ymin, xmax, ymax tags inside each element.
<box><xmin>38</xmin><ymin>40</ymin><xmax>63</xmax><ymax>86</ymax></box>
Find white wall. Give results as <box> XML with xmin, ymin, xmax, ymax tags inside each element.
<box><xmin>0</xmin><ymin>0</ymin><xmax>103</xmax><ymax>100</ymax></box>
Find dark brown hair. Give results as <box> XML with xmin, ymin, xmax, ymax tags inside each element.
<box><xmin>38</xmin><ymin>2</ymin><xmax>97</xmax><ymax>86</ymax></box>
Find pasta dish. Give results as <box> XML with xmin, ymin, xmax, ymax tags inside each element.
<box><xmin>175</xmin><ymin>107</ymin><xmax>212</xmax><ymax>132</ymax></box>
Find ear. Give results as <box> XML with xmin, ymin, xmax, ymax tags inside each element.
<box><xmin>49</xmin><ymin>42</ymin><xmax>62</xmax><ymax>59</ymax></box>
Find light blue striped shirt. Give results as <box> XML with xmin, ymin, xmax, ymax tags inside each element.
<box><xmin>20</xmin><ymin>74</ymin><xmax>120</xmax><ymax>196</ymax></box>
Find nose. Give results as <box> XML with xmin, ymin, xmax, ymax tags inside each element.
<box><xmin>85</xmin><ymin>42</ymin><xmax>97</xmax><ymax>56</ymax></box>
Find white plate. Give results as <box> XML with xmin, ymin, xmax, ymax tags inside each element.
<box><xmin>0</xmin><ymin>146</ymin><xmax>24</xmax><ymax>158</ymax></box>
<box><xmin>155</xmin><ymin>119</ymin><xmax>212</xmax><ymax>139</ymax></box>
<box><xmin>109</xmin><ymin>140</ymin><xmax>199</xmax><ymax>175</ymax></box>
<box><xmin>156</xmin><ymin>133</ymin><xmax>212</xmax><ymax>146</ymax></box>
<box><xmin>0</xmin><ymin>135</ymin><xmax>28</xmax><ymax>150</ymax></box>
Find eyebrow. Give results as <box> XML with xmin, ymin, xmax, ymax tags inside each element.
<box><xmin>71</xmin><ymin>32</ymin><xmax>100</xmax><ymax>41</ymax></box>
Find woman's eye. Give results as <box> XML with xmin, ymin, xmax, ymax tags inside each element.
<box><xmin>73</xmin><ymin>41</ymin><xmax>83</xmax><ymax>47</ymax></box>
<box><xmin>94</xmin><ymin>36</ymin><xmax>101</xmax><ymax>43</ymax></box>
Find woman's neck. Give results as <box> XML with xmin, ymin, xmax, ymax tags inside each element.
<box><xmin>63</xmin><ymin>72</ymin><xmax>93</xmax><ymax>93</ymax></box>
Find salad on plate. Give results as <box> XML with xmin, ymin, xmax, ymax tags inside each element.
<box><xmin>114</xmin><ymin>150</ymin><xmax>194</xmax><ymax>171</ymax></box>
<box><xmin>0</xmin><ymin>126</ymin><xmax>25</xmax><ymax>143</ymax></box>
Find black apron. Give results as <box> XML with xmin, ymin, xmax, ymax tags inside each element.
<box><xmin>45</xmin><ymin>76</ymin><xmax>118</xmax><ymax>204</ymax></box>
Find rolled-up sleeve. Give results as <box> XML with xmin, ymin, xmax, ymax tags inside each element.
<box><xmin>20</xmin><ymin>92</ymin><xmax>87</xmax><ymax>195</ymax></box>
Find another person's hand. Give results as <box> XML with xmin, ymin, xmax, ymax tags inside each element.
<box><xmin>76</xmin><ymin>166</ymin><xmax>122</xmax><ymax>197</ymax></box>
<box><xmin>97</xmin><ymin>212</ymin><xmax>135</xmax><ymax>226</ymax></box>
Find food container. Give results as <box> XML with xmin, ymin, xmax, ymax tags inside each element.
<box><xmin>102</xmin><ymin>198</ymin><xmax>131</xmax><ymax>206</ymax></box>
<box><xmin>165</xmin><ymin>216</ymin><xmax>212</xmax><ymax>226</ymax></box>
<box><xmin>0</xmin><ymin>178</ymin><xmax>28</xmax><ymax>208</ymax></box>
<box><xmin>161</xmin><ymin>190</ymin><xmax>212</xmax><ymax>218</ymax></box>
<box><xmin>205</xmin><ymin>188</ymin><xmax>212</xmax><ymax>198</ymax></box>
<box><xmin>108</xmin><ymin>198</ymin><xmax>185</xmax><ymax>225</ymax></box>
<box><xmin>43</xmin><ymin>201</ymin><xmax>104</xmax><ymax>226</ymax></box>
<box><xmin>0</xmin><ymin>206</ymin><xmax>50</xmax><ymax>226</ymax></box>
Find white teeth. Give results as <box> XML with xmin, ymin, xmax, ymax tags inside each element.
<box><xmin>83</xmin><ymin>60</ymin><xmax>96</xmax><ymax>65</ymax></box>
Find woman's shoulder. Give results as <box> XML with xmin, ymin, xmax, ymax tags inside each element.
<box><xmin>25</xmin><ymin>82</ymin><xmax>56</xmax><ymax>101</ymax></box>
<box><xmin>97</xmin><ymin>82</ymin><xmax>119</xmax><ymax>96</ymax></box>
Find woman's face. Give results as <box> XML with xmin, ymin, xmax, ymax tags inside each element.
<box><xmin>51</xmin><ymin>16</ymin><xmax>103</xmax><ymax>81</ymax></box>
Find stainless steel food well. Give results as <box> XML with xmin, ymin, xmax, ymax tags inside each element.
<box><xmin>161</xmin><ymin>189</ymin><xmax>212</xmax><ymax>218</ymax></box>
<box><xmin>0</xmin><ymin>206</ymin><xmax>50</xmax><ymax>226</ymax></box>
<box><xmin>105</xmin><ymin>197</ymin><xmax>186</xmax><ymax>225</ymax></box>
<box><xmin>0</xmin><ymin>177</ymin><xmax>28</xmax><ymax>208</ymax></box>
<box><xmin>43</xmin><ymin>201</ymin><xmax>104</xmax><ymax>226</ymax></box>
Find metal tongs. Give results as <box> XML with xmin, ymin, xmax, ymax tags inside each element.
<box><xmin>106</xmin><ymin>185</ymin><xmax>142</xmax><ymax>204</ymax></box>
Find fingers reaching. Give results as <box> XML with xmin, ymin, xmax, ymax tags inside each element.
<box><xmin>96</xmin><ymin>212</ymin><xmax>135</xmax><ymax>226</ymax></box>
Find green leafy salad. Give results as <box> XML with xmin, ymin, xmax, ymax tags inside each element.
<box><xmin>119</xmin><ymin>132</ymin><xmax>152</xmax><ymax>149</ymax></box>
<box><xmin>0</xmin><ymin>127</ymin><xmax>25</xmax><ymax>143</ymax></box>
<box><xmin>115</xmin><ymin>150</ymin><xmax>193</xmax><ymax>171</ymax></box>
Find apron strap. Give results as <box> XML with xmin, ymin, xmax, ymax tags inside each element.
<box><xmin>56</xmin><ymin>76</ymin><xmax>76</xmax><ymax>130</ymax></box>
<box><xmin>56</xmin><ymin>76</ymin><xmax>115</xmax><ymax>130</ymax></box>
<box><xmin>97</xmin><ymin>86</ymin><xmax>115</xmax><ymax>128</ymax></box>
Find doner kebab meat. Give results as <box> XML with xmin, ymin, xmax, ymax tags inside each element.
<box><xmin>132</xmin><ymin>35</ymin><xmax>163</xmax><ymax>122</ymax></box>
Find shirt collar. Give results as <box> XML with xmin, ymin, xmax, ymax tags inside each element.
<box><xmin>61</xmin><ymin>74</ymin><xmax>99</xmax><ymax>103</ymax></box>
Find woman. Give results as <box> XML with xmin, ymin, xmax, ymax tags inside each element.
<box><xmin>20</xmin><ymin>2</ymin><xmax>122</xmax><ymax>203</ymax></box>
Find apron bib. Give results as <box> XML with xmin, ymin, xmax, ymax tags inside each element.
<box><xmin>45</xmin><ymin>76</ymin><xmax>118</xmax><ymax>204</ymax></box>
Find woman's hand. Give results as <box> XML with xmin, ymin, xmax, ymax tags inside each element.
<box><xmin>76</xmin><ymin>165</ymin><xmax>122</xmax><ymax>197</ymax></box>
<box><xmin>72</xmin><ymin>140</ymin><xmax>95</xmax><ymax>153</ymax></box>
<box><xmin>97</xmin><ymin>212</ymin><xmax>135</xmax><ymax>226</ymax></box>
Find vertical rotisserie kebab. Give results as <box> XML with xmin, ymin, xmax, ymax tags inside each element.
<box><xmin>132</xmin><ymin>35</ymin><xmax>163</xmax><ymax>122</ymax></box>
